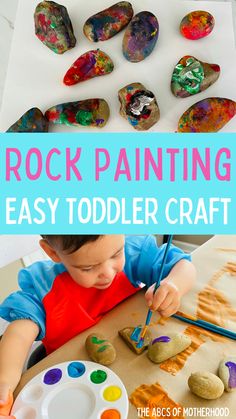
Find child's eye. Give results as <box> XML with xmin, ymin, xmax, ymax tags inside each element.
<box><xmin>112</xmin><ymin>249</ymin><xmax>124</xmax><ymax>258</ymax></box>
<box><xmin>81</xmin><ymin>266</ymin><xmax>93</xmax><ymax>272</ymax></box>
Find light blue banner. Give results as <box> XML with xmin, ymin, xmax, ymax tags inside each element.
<box><xmin>0</xmin><ymin>132</ymin><xmax>235</xmax><ymax>234</ymax></box>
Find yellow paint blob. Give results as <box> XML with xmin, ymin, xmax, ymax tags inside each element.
<box><xmin>103</xmin><ymin>386</ymin><xmax>122</xmax><ymax>402</ymax></box>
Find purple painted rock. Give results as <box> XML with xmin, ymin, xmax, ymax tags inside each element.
<box><xmin>218</xmin><ymin>357</ymin><xmax>236</xmax><ymax>392</ymax></box>
<box><xmin>171</xmin><ymin>56</ymin><xmax>220</xmax><ymax>98</ymax></box>
<box><xmin>180</xmin><ymin>10</ymin><xmax>215</xmax><ymax>40</ymax></box>
<box><xmin>34</xmin><ymin>1</ymin><xmax>76</xmax><ymax>54</ymax></box>
<box><xmin>63</xmin><ymin>50</ymin><xmax>114</xmax><ymax>86</ymax></box>
<box><xmin>6</xmin><ymin>108</ymin><xmax>49</xmax><ymax>132</ymax></box>
<box><xmin>178</xmin><ymin>97</ymin><xmax>236</xmax><ymax>132</ymax></box>
<box><xmin>45</xmin><ymin>99</ymin><xmax>110</xmax><ymax>128</ymax></box>
<box><xmin>122</xmin><ymin>11</ymin><xmax>159</xmax><ymax>62</ymax></box>
<box><xmin>118</xmin><ymin>82</ymin><xmax>160</xmax><ymax>130</ymax></box>
<box><xmin>148</xmin><ymin>333</ymin><xmax>191</xmax><ymax>363</ymax></box>
<box><xmin>83</xmin><ymin>2</ymin><xmax>133</xmax><ymax>42</ymax></box>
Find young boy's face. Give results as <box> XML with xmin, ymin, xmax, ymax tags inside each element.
<box><xmin>43</xmin><ymin>235</ymin><xmax>125</xmax><ymax>289</ymax></box>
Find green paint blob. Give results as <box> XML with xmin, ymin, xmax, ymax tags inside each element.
<box><xmin>172</xmin><ymin>57</ymin><xmax>204</xmax><ymax>94</ymax></box>
<box><xmin>90</xmin><ymin>370</ymin><xmax>107</xmax><ymax>384</ymax></box>
<box><xmin>91</xmin><ymin>337</ymin><xmax>107</xmax><ymax>345</ymax></box>
<box><xmin>76</xmin><ymin>110</ymin><xmax>93</xmax><ymax>126</ymax></box>
<box><xmin>98</xmin><ymin>345</ymin><xmax>109</xmax><ymax>353</ymax></box>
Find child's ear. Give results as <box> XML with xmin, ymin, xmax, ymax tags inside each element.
<box><xmin>39</xmin><ymin>239</ymin><xmax>61</xmax><ymax>263</ymax></box>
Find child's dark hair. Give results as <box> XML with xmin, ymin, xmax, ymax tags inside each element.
<box><xmin>41</xmin><ymin>235</ymin><xmax>101</xmax><ymax>254</ymax></box>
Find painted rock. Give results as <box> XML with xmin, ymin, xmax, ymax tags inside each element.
<box><xmin>6</xmin><ymin>108</ymin><xmax>49</xmax><ymax>133</ymax></box>
<box><xmin>119</xmin><ymin>326</ymin><xmax>152</xmax><ymax>354</ymax></box>
<box><xmin>118</xmin><ymin>82</ymin><xmax>160</xmax><ymax>130</ymax></box>
<box><xmin>45</xmin><ymin>99</ymin><xmax>110</xmax><ymax>128</ymax></box>
<box><xmin>148</xmin><ymin>333</ymin><xmax>191</xmax><ymax>363</ymax></box>
<box><xmin>34</xmin><ymin>1</ymin><xmax>76</xmax><ymax>54</ymax></box>
<box><xmin>218</xmin><ymin>357</ymin><xmax>236</xmax><ymax>392</ymax></box>
<box><xmin>171</xmin><ymin>56</ymin><xmax>220</xmax><ymax>98</ymax></box>
<box><xmin>85</xmin><ymin>333</ymin><xmax>116</xmax><ymax>366</ymax></box>
<box><xmin>83</xmin><ymin>2</ymin><xmax>133</xmax><ymax>42</ymax></box>
<box><xmin>180</xmin><ymin>10</ymin><xmax>215</xmax><ymax>40</ymax></box>
<box><xmin>188</xmin><ymin>372</ymin><xmax>224</xmax><ymax>400</ymax></box>
<box><xmin>122</xmin><ymin>11</ymin><xmax>159</xmax><ymax>62</ymax></box>
<box><xmin>63</xmin><ymin>50</ymin><xmax>114</xmax><ymax>86</ymax></box>
<box><xmin>178</xmin><ymin>97</ymin><xmax>236</xmax><ymax>132</ymax></box>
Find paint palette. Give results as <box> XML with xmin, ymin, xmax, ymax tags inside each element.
<box><xmin>11</xmin><ymin>361</ymin><xmax>129</xmax><ymax>419</ymax></box>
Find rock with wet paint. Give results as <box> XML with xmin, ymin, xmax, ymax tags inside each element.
<box><xmin>34</xmin><ymin>1</ymin><xmax>76</xmax><ymax>54</ymax></box>
<box><xmin>63</xmin><ymin>50</ymin><xmax>114</xmax><ymax>86</ymax></box>
<box><xmin>122</xmin><ymin>11</ymin><xmax>159</xmax><ymax>62</ymax></box>
<box><xmin>6</xmin><ymin>108</ymin><xmax>49</xmax><ymax>133</ymax></box>
<box><xmin>180</xmin><ymin>10</ymin><xmax>215</xmax><ymax>40</ymax></box>
<box><xmin>83</xmin><ymin>2</ymin><xmax>133</xmax><ymax>42</ymax></box>
<box><xmin>118</xmin><ymin>82</ymin><xmax>160</xmax><ymax>130</ymax></box>
<box><xmin>148</xmin><ymin>333</ymin><xmax>191</xmax><ymax>363</ymax></box>
<box><xmin>119</xmin><ymin>326</ymin><xmax>152</xmax><ymax>354</ymax></box>
<box><xmin>178</xmin><ymin>97</ymin><xmax>236</xmax><ymax>132</ymax></box>
<box><xmin>45</xmin><ymin>99</ymin><xmax>110</xmax><ymax>128</ymax></box>
<box><xmin>218</xmin><ymin>357</ymin><xmax>236</xmax><ymax>392</ymax></box>
<box><xmin>188</xmin><ymin>372</ymin><xmax>224</xmax><ymax>399</ymax></box>
<box><xmin>171</xmin><ymin>56</ymin><xmax>220</xmax><ymax>98</ymax></box>
<box><xmin>85</xmin><ymin>333</ymin><xmax>116</xmax><ymax>366</ymax></box>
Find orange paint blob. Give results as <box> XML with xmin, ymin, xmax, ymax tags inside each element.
<box><xmin>0</xmin><ymin>390</ymin><xmax>14</xmax><ymax>416</ymax></box>
<box><xmin>130</xmin><ymin>382</ymin><xmax>185</xmax><ymax>419</ymax></box>
<box><xmin>101</xmin><ymin>409</ymin><xmax>121</xmax><ymax>419</ymax></box>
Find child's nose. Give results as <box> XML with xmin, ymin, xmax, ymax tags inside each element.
<box><xmin>99</xmin><ymin>262</ymin><xmax>115</xmax><ymax>280</ymax></box>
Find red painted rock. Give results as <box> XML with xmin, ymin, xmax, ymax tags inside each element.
<box><xmin>178</xmin><ymin>98</ymin><xmax>236</xmax><ymax>132</ymax></box>
<box><xmin>171</xmin><ymin>56</ymin><xmax>220</xmax><ymax>98</ymax></box>
<box><xmin>118</xmin><ymin>82</ymin><xmax>160</xmax><ymax>130</ymax></box>
<box><xmin>63</xmin><ymin>50</ymin><xmax>114</xmax><ymax>86</ymax></box>
<box><xmin>180</xmin><ymin>11</ymin><xmax>215</xmax><ymax>40</ymax></box>
<box><xmin>83</xmin><ymin>2</ymin><xmax>133</xmax><ymax>42</ymax></box>
<box><xmin>45</xmin><ymin>99</ymin><xmax>110</xmax><ymax>128</ymax></box>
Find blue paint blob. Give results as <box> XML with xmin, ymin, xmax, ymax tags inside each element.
<box><xmin>130</xmin><ymin>326</ymin><xmax>142</xmax><ymax>342</ymax></box>
<box><xmin>136</xmin><ymin>338</ymin><xmax>144</xmax><ymax>349</ymax></box>
<box><xmin>43</xmin><ymin>368</ymin><xmax>62</xmax><ymax>385</ymax></box>
<box><xmin>225</xmin><ymin>361</ymin><xmax>236</xmax><ymax>388</ymax></box>
<box><xmin>67</xmin><ymin>362</ymin><xmax>86</xmax><ymax>378</ymax></box>
<box><xmin>152</xmin><ymin>336</ymin><xmax>171</xmax><ymax>345</ymax></box>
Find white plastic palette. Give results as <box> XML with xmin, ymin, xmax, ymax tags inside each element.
<box><xmin>11</xmin><ymin>361</ymin><xmax>128</xmax><ymax>419</ymax></box>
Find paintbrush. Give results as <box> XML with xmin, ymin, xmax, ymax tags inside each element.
<box><xmin>137</xmin><ymin>235</ymin><xmax>173</xmax><ymax>348</ymax></box>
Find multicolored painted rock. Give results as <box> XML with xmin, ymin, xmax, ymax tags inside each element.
<box><xmin>171</xmin><ymin>56</ymin><xmax>220</xmax><ymax>98</ymax></box>
<box><xmin>180</xmin><ymin>10</ymin><xmax>215</xmax><ymax>40</ymax></box>
<box><xmin>63</xmin><ymin>50</ymin><xmax>114</xmax><ymax>86</ymax></box>
<box><xmin>218</xmin><ymin>357</ymin><xmax>236</xmax><ymax>392</ymax></box>
<box><xmin>45</xmin><ymin>99</ymin><xmax>110</xmax><ymax>128</ymax></box>
<box><xmin>178</xmin><ymin>98</ymin><xmax>236</xmax><ymax>132</ymax></box>
<box><xmin>118</xmin><ymin>82</ymin><xmax>160</xmax><ymax>130</ymax></box>
<box><xmin>34</xmin><ymin>1</ymin><xmax>76</xmax><ymax>54</ymax></box>
<box><xmin>6</xmin><ymin>108</ymin><xmax>49</xmax><ymax>132</ymax></box>
<box><xmin>122</xmin><ymin>11</ymin><xmax>159</xmax><ymax>62</ymax></box>
<box><xmin>83</xmin><ymin>2</ymin><xmax>133</xmax><ymax>42</ymax></box>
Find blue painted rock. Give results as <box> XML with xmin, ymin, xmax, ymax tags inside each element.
<box><xmin>45</xmin><ymin>99</ymin><xmax>110</xmax><ymax>128</ymax></box>
<box><xmin>171</xmin><ymin>56</ymin><xmax>220</xmax><ymax>98</ymax></box>
<box><xmin>148</xmin><ymin>333</ymin><xmax>192</xmax><ymax>363</ymax></box>
<box><xmin>122</xmin><ymin>11</ymin><xmax>159</xmax><ymax>62</ymax></box>
<box><xmin>119</xmin><ymin>326</ymin><xmax>152</xmax><ymax>354</ymax></box>
<box><xmin>180</xmin><ymin>10</ymin><xmax>215</xmax><ymax>40</ymax></box>
<box><xmin>178</xmin><ymin>97</ymin><xmax>236</xmax><ymax>132</ymax></box>
<box><xmin>34</xmin><ymin>1</ymin><xmax>76</xmax><ymax>54</ymax></box>
<box><xmin>83</xmin><ymin>2</ymin><xmax>133</xmax><ymax>42</ymax></box>
<box><xmin>6</xmin><ymin>108</ymin><xmax>49</xmax><ymax>132</ymax></box>
<box><xmin>118</xmin><ymin>82</ymin><xmax>160</xmax><ymax>130</ymax></box>
<box><xmin>218</xmin><ymin>357</ymin><xmax>236</xmax><ymax>392</ymax></box>
<box><xmin>64</xmin><ymin>50</ymin><xmax>114</xmax><ymax>86</ymax></box>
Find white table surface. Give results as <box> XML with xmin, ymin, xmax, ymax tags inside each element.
<box><xmin>0</xmin><ymin>0</ymin><xmax>235</xmax><ymax>111</ymax></box>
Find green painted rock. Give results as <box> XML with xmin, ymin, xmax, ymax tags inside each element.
<box><xmin>85</xmin><ymin>333</ymin><xmax>116</xmax><ymax>366</ymax></box>
<box><xmin>34</xmin><ymin>1</ymin><xmax>76</xmax><ymax>54</ymax></box>
<box><xmin>148</xmin><ymin>333</ymin><xmax>191</xmax><ymax>363</ymax></box>
<box><xmin>171</xmin><ymin>56</ymin><xmax>220</xmax><ymax>98</ymax></box>
<box><xmin>218</xmin><ymin>357</ymin><xmax>236</xmax><ymax>392</ymax></box>
<box><xmin>188</xmin><ymin>372</ymin><xmax>224</xmax><ymax>400</ymax></box>
<box><xmin>118</xmin><ymin>82</ymin><xmax>160</xmax><ymax>130</ymax></box>
<box><xmin>6</xmin><ymin>108</ymin><xmax>49</xmax><ymax>132</ymax></box>
<box><xmin>45</xmin><ymin>99</ymin><xmax>110</xmax><ymax>128</ymax></box>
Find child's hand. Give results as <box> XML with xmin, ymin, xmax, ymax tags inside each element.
<box><xmin>0</xmin><ymin>386</ymin><xmax>14</xmax><ymax>417</ymax></box>
<box><xmin>145</xmin><ymin>278</ymin><xmax>180</xmax><ymax>317</ymax></box>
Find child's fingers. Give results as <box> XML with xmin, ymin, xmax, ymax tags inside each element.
<box><xmin>0</xmin><ymin>416</ymin><xmax>15</xmax><ymax>419</ymax></box>
<box><xmin>158</xmin><ymin>293</ymin><xmax>174</xmax><ymax>311</ymax></box>
<box><xmin>0</xmin><ymin>390</ymin><xmax>13</xmax><ymax>416</ymax></box>
<box><xmin>159</xmin><ymin>302</ymin><xmax>180</xmax><ymax>318</ymax></box>
<box><xmin>146</xmin><ymin>285</ymin><xmax>168</xmax><ymax>311</ymax></box>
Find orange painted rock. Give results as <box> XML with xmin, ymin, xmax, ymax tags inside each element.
<box><xmin>178</xmin><ymin>98</ymin><xmax>236</xmax><ymax>132</ymax></box>
<box><xmin>63</xmin><ymin>50</ymin><xmax>114</xmax><ymax>86</ymax></box>
<box><xmin>180</xmin><ymin>10</ymin><xmax>215</xmax><ymax>40</ymax></box>
<box><xmin>171</xmin><ymin>56</ymin><xmax>220</xmax><ymax>98</ymax></box>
